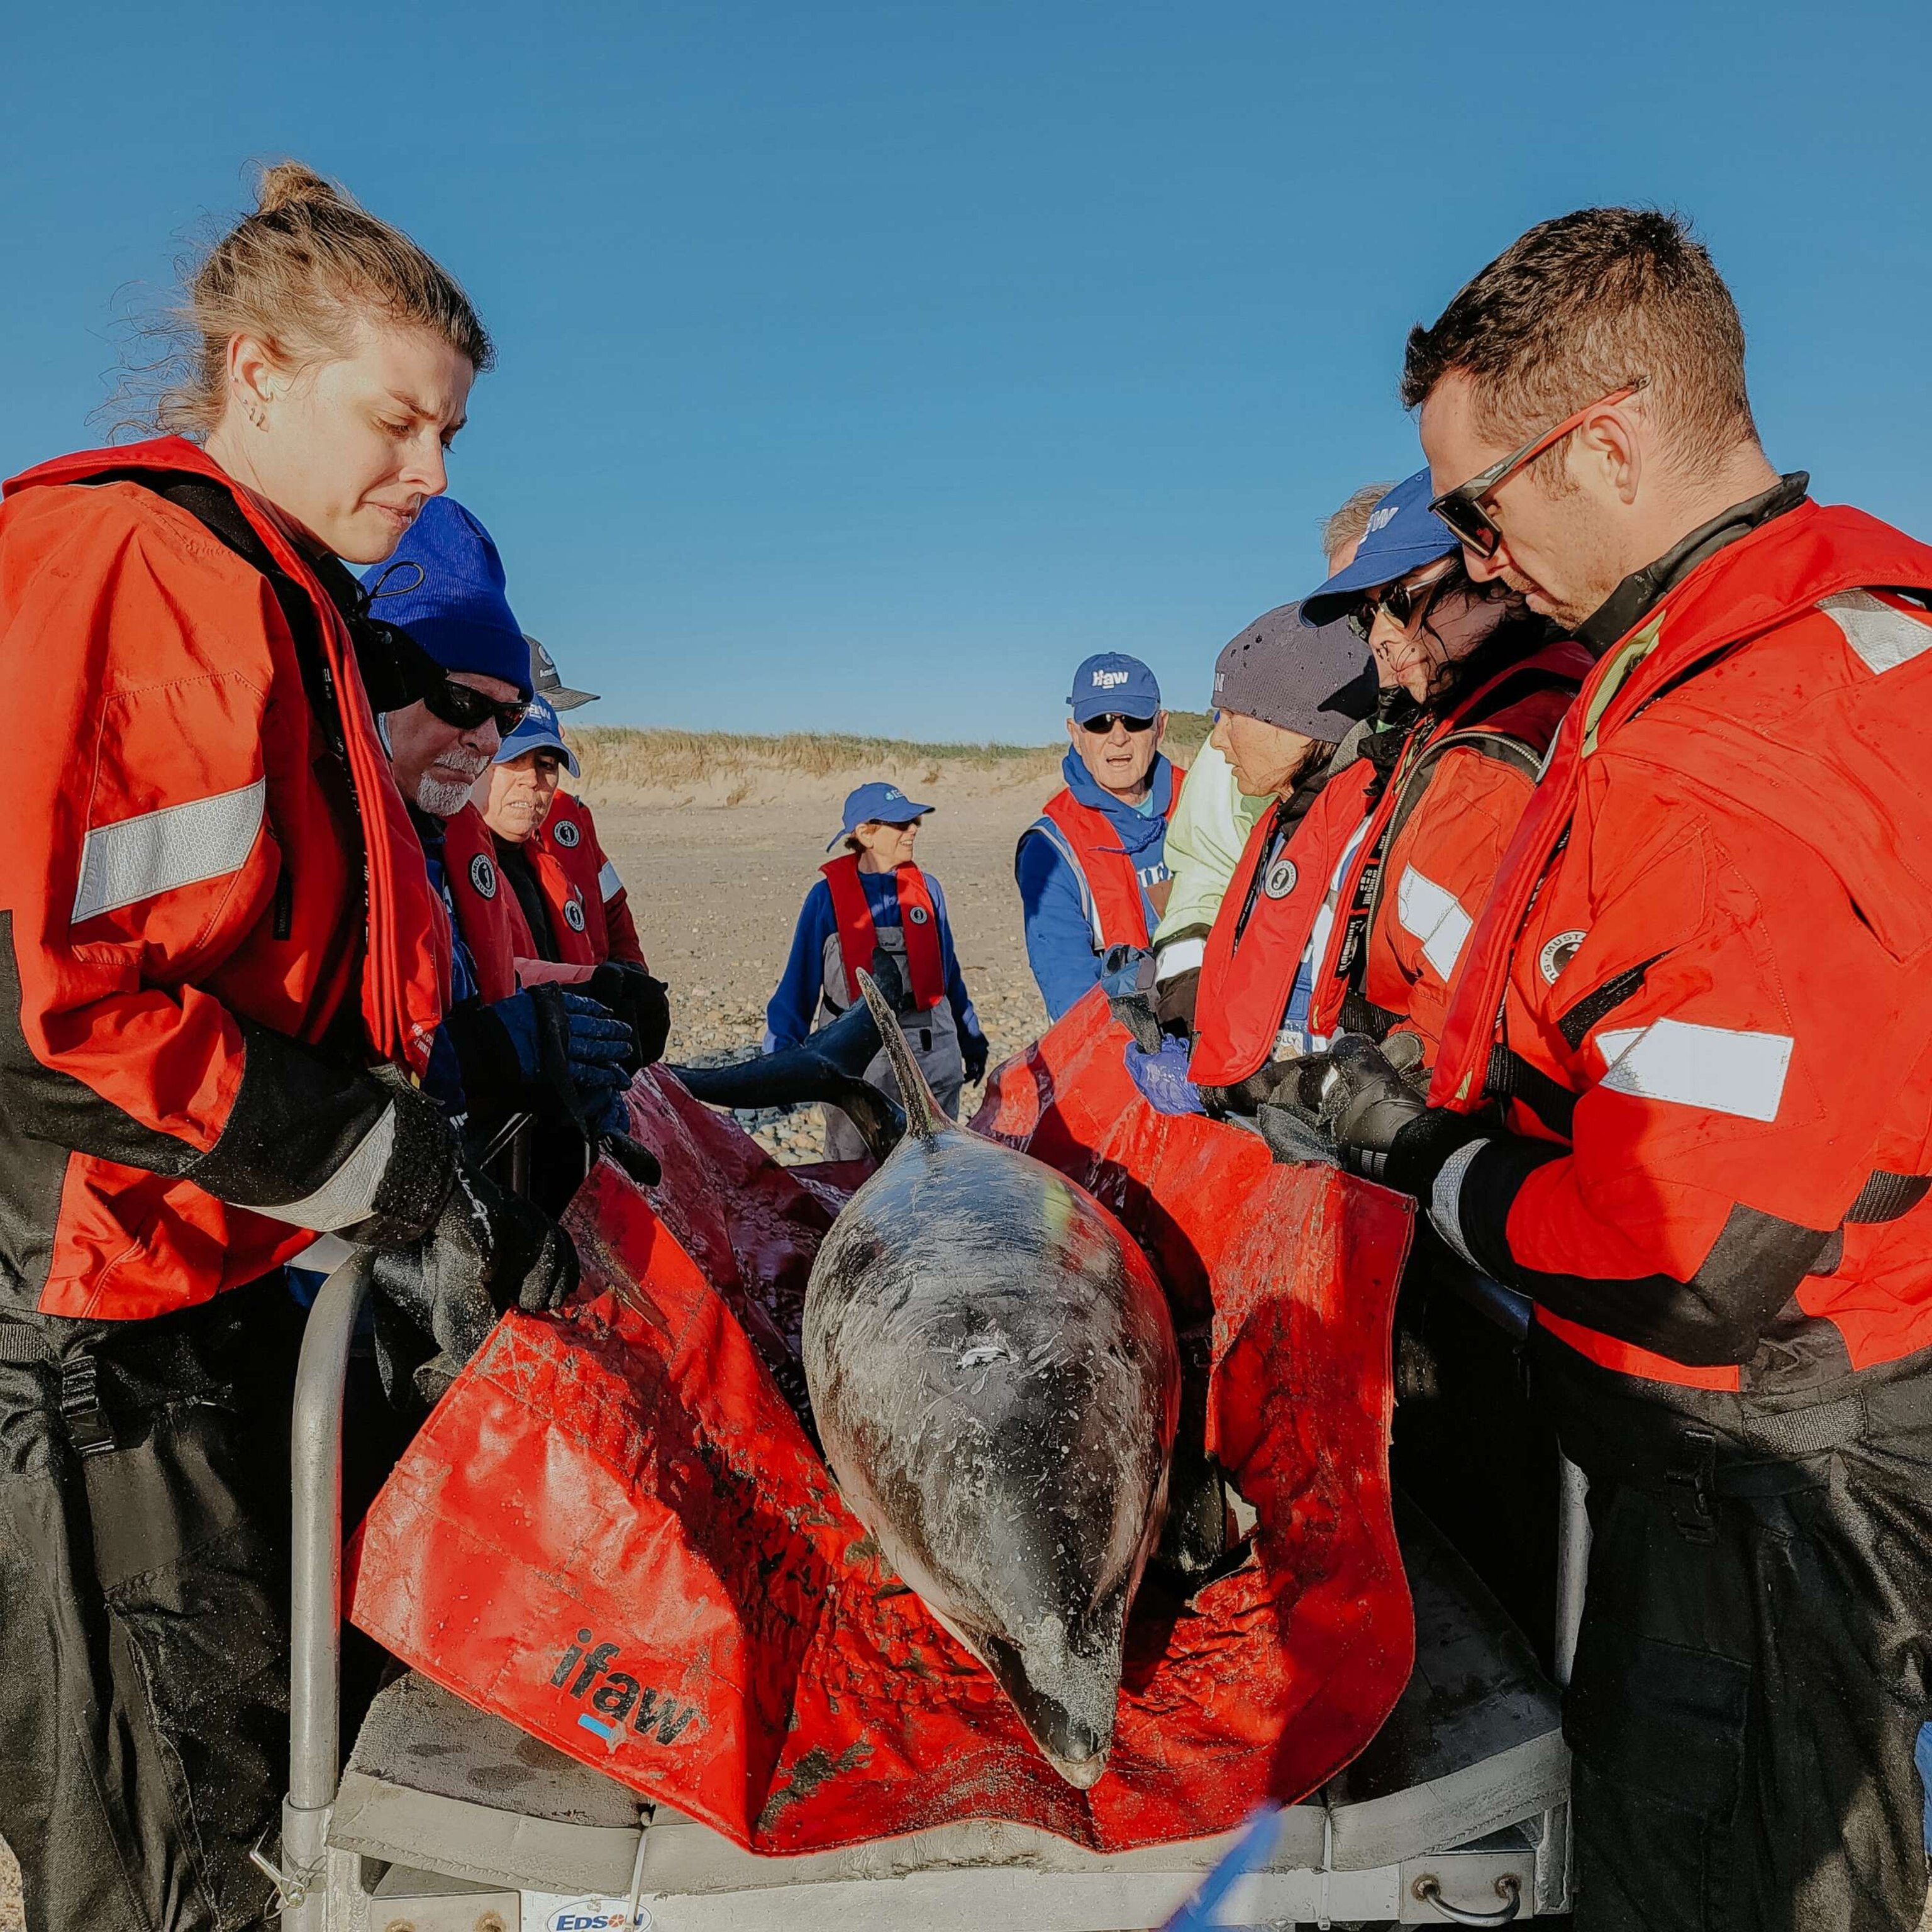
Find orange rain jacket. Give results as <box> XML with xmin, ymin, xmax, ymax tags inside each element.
<box><xmin>0</xmin><ymin>438</ymin><xmax>448</xmax><ymax>1320</ymax></box>
<box><xmin>1430</xmin><ymin>483</ymin><xmax>1932</xmax><ymax>1391</ymax></box>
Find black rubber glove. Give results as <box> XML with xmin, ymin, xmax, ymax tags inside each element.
<box><xmin>372</xmin><ymin>1149</ymin><xmax>579</xmax><ymax>1370</ymax></box>
<box><xmin>588</xmin><ymin>962</ymin><xmax>672</xmax><ymax>1073</ymax></box>
<box><xmin>1304</xmin><ymin>1033</ymin><xmax>1487</xmax><ymax>1198</ymax></box>
<box><xmin>962</xmin><ymin>1029</ymin><xmax>990</xmax><ymax>1084</ymax></box>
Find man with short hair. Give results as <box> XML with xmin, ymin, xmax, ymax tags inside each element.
<box><xmin>1301</xmin><ymin>206</ymin><xmax>1932</xmax><ymax>1929</ymax></box>
<box><xmin>1016</xmin><ymin>652</ymin><xmax>1185</xmax><ymax>1019</ymax></box>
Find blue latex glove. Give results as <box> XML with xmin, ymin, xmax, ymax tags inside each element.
<box><xmin>1124</xmin><ymin>1037</ymin><xmax>1205</xmax><ymax>1116</ymax></box>
<box><xmin>493</xmin><ymin>989</ymin><xmax>635</xmax><ymax>1133</ymax></box>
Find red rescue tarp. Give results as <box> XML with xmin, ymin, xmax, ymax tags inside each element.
<box><xmin>347</xmin><ymin>989</ymin><xmax>1416</xmax><ymax>1853</ymax></box>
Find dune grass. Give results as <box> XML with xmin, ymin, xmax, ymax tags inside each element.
<box><xmin>571</xmin><ymin>712</ymin><xmax>1212</xmax><ymax>799</ymax></box>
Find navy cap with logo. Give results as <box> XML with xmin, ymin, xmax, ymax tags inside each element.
<box><xmin>828</xmin><ymin>781</ymin><xmax>935</xmax><ymax>852</ymax></box>
<box><xmin>492</xmin><ymin>694</ymin><xmax>580</xmax><ymax>777</ymax></box>
<box><xmin>1299</xmin><ymin>469</ymin><xmax>1460</xmax><ymax>627</ymax></box>
<box><xmin>1067</xmin><ymin>652</ymin><xmax>1162</xmax><ymax>726</ymax></box>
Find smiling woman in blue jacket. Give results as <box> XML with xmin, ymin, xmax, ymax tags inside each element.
<box><xmin>766</xmin><ymin>782</ymin><xmax>989</xmax><ymax>1158</ymax></box>
<box><xmin>1015</xmin><ymin>653</ymin><xmax>1186</xmax><ymax>1020</ymax></box>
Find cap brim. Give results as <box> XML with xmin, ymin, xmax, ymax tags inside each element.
<box><xmin>545</xmin><ymin>684</ymin><xmax>599</xmax><ymax>710</ymax></box>
<box><xmin>496</xmin><ymin>733</ymin><xmax>580</xmax><ymax>778</ymax></box>
<box><xmin>1301</xmin><ymin>537</ymin><xmax>1460</xmax><ymax>627</ymax></box>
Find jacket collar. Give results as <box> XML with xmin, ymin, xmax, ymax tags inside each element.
<box><xmin>1575</xmin><ymin>472</ymin><xmax>1810</xmax><ymax>658</ymax></box>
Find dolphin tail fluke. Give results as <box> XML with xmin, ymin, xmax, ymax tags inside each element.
<box><xmin>855</xmin><ymin>969</ymin><xmax>949</xmax><ymax>1143</ymax></box>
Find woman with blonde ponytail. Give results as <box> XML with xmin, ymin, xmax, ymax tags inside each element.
<box><xmin>0</xmin><ymin>165</ymin><xmax>575</xmax><ymax>1932</ymax></box>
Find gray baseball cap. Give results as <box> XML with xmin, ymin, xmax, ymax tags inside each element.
<box><xmin>526</xmin><ymin>634</ymin><xmax>599</xmax><ymax>711</ymax></box>
<box><xmin>1211</xmin><ymin>602</ymin><xmax>1370</xmax><ymax>736</ymax></box>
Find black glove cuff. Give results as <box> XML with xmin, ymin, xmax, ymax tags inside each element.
<box><xmin>347</xmin><ymin>1073</ymin><xmax>459</xmax><ymax>1246</ymax></box>
<box><xmin>1382</xmin><ymin>1106</ymin><xmax>1491</xmax><ymax>1201</ymax></box>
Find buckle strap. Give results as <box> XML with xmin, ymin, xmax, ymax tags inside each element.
<box><xmin>57</xmin><ymin>1352</ymin><xmax>118</xmax><ymax>1459</ymax></box>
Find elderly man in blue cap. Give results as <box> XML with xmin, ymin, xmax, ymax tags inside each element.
<box><xmin>364</xmin><ymin>498</ymin><xmax>640</xmax><ymax>1162</ymax></box>
<box><xmin>1016</xmin><ymin>652</ymin><xmax>1187</xmax><ymax>1021</ymax></box>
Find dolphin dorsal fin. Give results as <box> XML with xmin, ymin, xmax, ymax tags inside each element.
<box><xmin>856</xmin><ymin>969</ymin><xmax>948</xmax><ymax>1143</ymax></box>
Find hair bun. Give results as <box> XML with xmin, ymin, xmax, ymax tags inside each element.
<box><xmin>253</xmin><ymin>160</ymin><xmax>352</xmax><ymax>218</ymax></box>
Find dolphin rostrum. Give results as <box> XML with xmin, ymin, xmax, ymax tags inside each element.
<box><xmin>803</xmin><ymin>970</ymin><xmax>1180</xmax><ymax>1787</ymax></box>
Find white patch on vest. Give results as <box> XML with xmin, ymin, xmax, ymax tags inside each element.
<box><xmin>1539</xmin><ymin>928</ymin><xmax>1588</xmax><ymax>985</ymax></box>
<box><xmin>1262</xmin><ymin>857</ymin><xmax>1299</xmax><ymax>899</ymax></box>
<box><xmin>258</xmin><ymin>1104</ymin><xmax>396</xmax><ymax>1231</ymax></box>
<box><xmin>564</xmin><ymin>894</ymin><xmax>587</xmax><ymax>933</ymax></box>
<box><xmin>469</xmin><ymin>853</ymin><xmax>497</xmax><ymax>900</ymax></box>
<box><xmin>71</xmin><ymin>777</ymin><xmax>267</xmax><ymax>925</ymax></box>
<box><xmin>1819</xmin><ymin>590</ymin><xmax>1932</xmax><ymax>675</ymax></box>
<box><xmin>552</xmin><ymin>818</ymin><xmax>582</xmax><ymax>848</ymax></box>
<box><xmin>1594</xmin><ymin>1017</ymin><xmax>1794</xmax><ymax>1123</ymax></box>
<box><xmin>597</xmin><ymin>858</ymin><xmax>623</xmax><ymax>902</ymax></box>
<box><xmin>1396</xmin><ymin>864</ymin><xmax>1474</xmax><ymax>982</ymax></box>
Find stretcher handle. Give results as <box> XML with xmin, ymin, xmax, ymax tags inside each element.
<box><xmin>1412</xmin><ymin>1871</ymin><xmax>1522</xmax><ymax>1923</ymax></box>
<box><xmin>282</xmin><ymin>1246</ymin><xmax>375</xmax><ymax>1924</ymax></box>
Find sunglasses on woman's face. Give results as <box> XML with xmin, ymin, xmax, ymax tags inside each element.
<box><xmin>1080</xmin><ymin>713</ymin><xmax>1156</xmax><ymax>735</ymax></box>
<box><xmin>1347</xmin><ymin>562</ymin><xmax>1463</xmax><ymax>643</ymax></box>
<box><xmin>1428</xmin><ymin>377</ymin><xmax>1649</xmax><ymax>559</ymax></box>
<box><xmin>422</xmin><ymin>677</ymin><xmax>528</xmax><ymax>738</ymax></box>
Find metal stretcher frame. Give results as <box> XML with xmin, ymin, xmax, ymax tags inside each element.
<box><xmin>270</xmin><ymin>1241</ymin><xmax>1589</xmax><ymax>1930</ymax></box>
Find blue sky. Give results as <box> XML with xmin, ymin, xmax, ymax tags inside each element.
<box><xmin>5</xmin><ymin>2</ymin><xmax>1929</xmax><ymax>741</ymax></box>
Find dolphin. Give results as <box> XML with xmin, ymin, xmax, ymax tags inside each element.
<box><xmin>803</xmin><ymin>970</ymin><xmax>1180</xmax><ymax>1787</ymax></box>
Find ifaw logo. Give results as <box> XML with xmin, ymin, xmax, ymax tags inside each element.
<box><xmin>1366</xmin><ymin>501</ymin><xmax>1398</xmax><ymax>534</ymax></box>
<box><xmin>549</xmin><ymin>1629</ymin><xmax>701</xmax><ymax>1749</ymax></box>
<box><xmin>1091</xmin><ymin>668</ymin><xmax>1130</xmax><ymax>689</ymax></box>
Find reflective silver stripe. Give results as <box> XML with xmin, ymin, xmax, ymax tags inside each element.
<box><xmin>72</xmin><ymin>777</ymin><xmax>267</xmax><ymax>925</ymax></box>
<box><xmin>257</xmin><ymin>1106</ymin><xmax>397</xmax><ymax>1231</ymax></box>
<box><xmin>1595</xmin><ymin>1018</ymin><xmax>1794</xmax><ymax>1124</ymax></box>
<box><xmin>1023</xmin><ymin>819</ymin><xmax>1103</xmax><ymax>950</ymax></box>
<box><xmin>1819</xmin><ymin>590</ymin><xmax>1932</xmax><ymax>675</ymax></box>
<box><xmin>597</xmin><ymin>858</ymin><xmax>624</xmax><ymax>903</ymax></box>
<box><xmin>1396</xmin><ymin>863</ymin><xmax>1474</xmax><ymax>982</ymax></box>
<box><xmin>1154</xmin><ymin>935</ymin><xmax>1206</xmax><ymax>980</ymax></box>
<box><xmin>1429</xmin><ymin>1137</ymin><xmax>1490</xmax><ymax>1270</ymax></box>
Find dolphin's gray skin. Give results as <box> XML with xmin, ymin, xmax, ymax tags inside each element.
<box><xmin>667</xmin><ymin>986</ymin><xmax>906</xmax><ymax>1165</ymax></box>
<box><xmin>803</xmin><ymin>971</ymin><xmax>1180</xmax><ymax>1788</ymax></box>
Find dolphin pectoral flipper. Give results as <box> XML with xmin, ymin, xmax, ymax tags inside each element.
<box><xmin>854</xmin><ymin>969</ymin><xmax>948</xmax><ymax>1143</ymax></box>
<box><xmin>668</xmin><ymin>993</ymin><xmax>907</xmax><ymax>1163</ymax></box>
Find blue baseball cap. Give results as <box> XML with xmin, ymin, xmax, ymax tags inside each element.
<box><xmin>1067</xmin><ymin>652</ymin><xmax>1162</xmax><ymax>725</ymax></box>
<box><xmin>827</xmin><ymin>781</ymin><xmax>934</xmax><ymax>852</ymax></box>
<box><xmin>361</xmin><ymin>497</ymin><xmax>534</xmax><ymax>698</ymax></box>
<box><xmin>1299</xmin><ymin>470</ymin><xmax>1460</xmax><ymax>628</ymax></box>
<box><xmin>492</xmin><ymin>694</ymin><xmax>580</xmax><ymax>777</ymax></box>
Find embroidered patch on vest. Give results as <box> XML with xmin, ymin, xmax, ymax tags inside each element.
<box><xmin>469</xmin><ymin>854</ymin><xmax>497</xmax><ymax>900</ymax></box>
<box><xmin>908</xmin><ymin>904</ymin><xmax>930</xmax><ymax>926</ymax></box>
<box><xmin>553</xmin><ymin>818</ymin><xmax>582</xmax><ymax>848</ymax></box>
<box><xmin>1538</xmin><ymin>927</ymin><xmax>1587</xmax><ymax>984</ymax></box>
<box><xmin>564</xmin><ymin>894</ymin><xmax>587</xmax><ymax>933</ymax></box>
<box><xmin>1262</xmin><ymin>857</ymin><xmax>1298</xmax><ymax>899</ymax></box>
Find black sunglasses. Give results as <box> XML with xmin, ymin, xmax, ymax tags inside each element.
<box><xmin>1080</xmin><ymin>713</ymin><xmax>1156</xmax><ymax>735</ymax></box>
<box><xmin>422</xmin><ymin>677</ymin><xmax>528</xmax><ymax>738</ymax></box>
<box><xmin>1346</xmin><ymin>564</ymin><xmax>1462</xmax><ymax>643</ymax></box>
<box><xmin>1430</xmin><ymin>377</ymin><xmax>1648</xmax><ymax>558</ymax></box>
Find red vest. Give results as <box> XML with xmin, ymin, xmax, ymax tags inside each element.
<box><xmin>1187</xmin><ymin>761</ymin><xmax>1377</xmax><ymax>1086</ymax></box>
<box><xmin>440</xmin><ymin>804</ymin><xmax>521</xmax><ymax>1004</ymax></box>
<box><xmin>526</xmin><ymin>793</ymin><xmax>640</xmax><ymax>965</ymax></box>
<box><xmin>1304</xmin><ymin>638</ymin><xmax>1589</xmax><ymax>1044</ymax></box>
<box><xmin>820</xmin><ymin>854</ymin><xmax>946</xmax><ymax>1011</ymax></box>
<box><xmin>1433</xmin><ymin>501</ymin><xmax>1932</xmax><ymax>1388</ymax></box>
<box><xmin>1030</xmin><ymin>763</ymin><xmax>1187</xmax><ymax>953</ymax></box>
